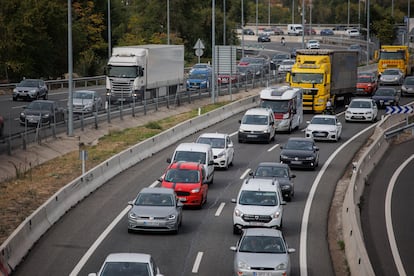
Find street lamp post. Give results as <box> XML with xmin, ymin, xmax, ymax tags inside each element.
<box><xmin>241</xmin><ymin>0</ymin><xmax>245</xmax><ymax>58</ymax></box>
<box><xmin>256</xmin><ymin>0</ymin><xmax>258</xmax><ymax>36</ymax></box>
<box><xmin>67</xmin><ymin>0</ymin><xmax>73</xmax><ymax>136</ymax></box>
<box><xmin>212</xmin><ymin>0</ymin><xmax>216</xmax><ymax>103</ymax></box>
<box><xmin>348</xmin><ymin>0</ymin><xmax>350</xmax><ymax>28</ymax></box>
<box><xmin>167</xmin><ymin>0</ymin><xmax>170</xmax><ymax>44</ymax></box>
<box><xmin>108</xmin><ymin>0</ymin><xmax>111</xmax><ymax>58</ymax></box>
<box><xmin>223</xmin><ymin>0</ymin><xmax>226</xmax><ymax>45</ymax></box>
<box><xmin>292</xmin><ymin>0</ymin><xmax>295</xmax><ymax>24</ymax></box>
<box><xmin>301</xmin><ymin>0</ymin><xmax>305</xmax><ymax>49</ymax></box>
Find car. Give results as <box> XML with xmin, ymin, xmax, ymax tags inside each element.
<box><xmin>271</xmin><ymin>53</ymin><xmax>291</xmax><ymax>69</ymax></box>
<box><xmin>231</xmin><ymin>178</ymin><xmax>285</xmax><ymax>234</ymax></box>
<box><xmin>188</xmin><ymin>63</ymin><xmax>212</xmax><ymax>75</ymax></box>
<box><xmin>356</xmin><ymin>73</ymin><xmax>378</xmax><ymax>96</ymax></box>
<box><xmin>242</xmin><ymin>28</ymin><xmax>255</xmax><ymax>35</ymax></box>
<box><xmin>260</xmin><ymin>28</ymin><xmax>275</xmax><ymax>36</ymax></box>
<box><xmin>12</xmin><ymin>79</ymin><xmax>48</xmax><ymax>101</ymax></box>
<box><xmin>249</xmin><ymin>162</ymin><xmax>296</xmax><ymax>201</ymax></box>
<box><xmin>72</xmin><ymin>90</ymin><xmax>103</xmax><ymax>114</ymax></box>
<box><xmin>186</xmin><ymin>69</ymin><xmax>212</xmax><ymax>90</ymax></box>
<box><xmin>379</xmin><ymin>68</ymin><xmax>404</xmax><ymax>86</ymax></box>
<box><xmin>401</xmin><ymin>76</ymin><xmax>414</xmax><ymax>96</ymax></box>
<box><xmin>196</xmin><ymin>132</ymin><xmax>234</xmax><ymax>169</ymax></box>
<box><xmin>290</xmin><ymin>48</ymin><xmax>298</xmax><ymax>58</ymax></box>
<box><xmin>89</xmin><ymin>253</ymin><xmax>164</xmax><ymax>276</ymax></box>
<box><xmin>239</xmin><ymin>56</ymin><xmax>270</xmax><ymax>74</ymax></box>
<box><xmin>305</xmin><ymin>114</ymin><xmax>342</xmax><ymax>142</ymax></box>
<box><xmin>320</xmin><ymin>28</ymin><xmax>334</xmax><ymax>36</ymax></box>
<box><xmin>160</xmin><ymin>161</ymin><xmax>208</xmax><ymax>208</ymax></box>
<box><xmin>258</xmin><ymin>33</ymin><xmax>271</xmax><ymax>42</ymax></box>
<box><xmin>19</xmin><ymin>100</ymin><xmax>65</xmax><ymax>126</ymax></box>
<box><xmin>371</xmin><ymin>87</ymin><xmax>400</xmax><ymax>108</ymax></box>
<box><xmin>238</xmin><ymin>107</ymin><xmax>276</xmax><ymax>143</ymax></box>
<box><xmin>277</xmin><ymin>59</ymin><xmax>295</xmax><ymax>74</ymax></box>
<box><xmin>279</xmin><ymin>137</ymin><xmax>319</xmax><ymax>169</ymax></box>
<box><xmin>304</xmin><ymin>27</ymin><xmax>316</xmax><ymax>35</ymax></box>
<box><xmin>237</xmin><ymin>65</ymin><xmax>254</xmax><ymax>80</ymax></box>
<box><xmin>345</xmin><ymin>98</ymin><xmax>378</xmax><ymax>122</ymax></box>
<box><xmin>346</xmin><ymin>28</ymin><xmax>360</xmax><ymax>37</ymax></box>
<box><xmin>127</xmin><ymin>187</ymin><xmax>183</xmax><ymax>233</ymax></box>
<box><xmin>306</xmin><ymin>39</ymin><xmax>320</xmax><ymax>49</ymax></box>
<box><xmin>217</xmin><ymin>72</ymin><xmax>242</xmax><ymax>85</ymax></box>
<box><xmin>230</xmin><ymin>228</ymin><xmax>295</xmax><ymax>276</ymax></box>
<box><xmin>273</xmin><ymin>27</ymin><xmax>284</xmax><ymax>35</ymax></box>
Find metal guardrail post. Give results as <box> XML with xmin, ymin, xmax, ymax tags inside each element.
<box><xmin>6</xmin><ymin>137</ymin><xmax>11</xmax><ymax>156</ymax></box>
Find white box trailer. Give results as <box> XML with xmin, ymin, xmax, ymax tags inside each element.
<box><xmin>106</xmin><ymin>44</ymin><xmax>184</xmax><ymax>103</ymax></box>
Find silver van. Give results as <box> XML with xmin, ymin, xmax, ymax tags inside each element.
<box><xmin>238</xmin><ymin>107</ymin><xmax>276</xmax><ymax>143</ymax></box>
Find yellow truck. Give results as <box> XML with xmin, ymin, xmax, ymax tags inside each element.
<box><xmin>376</xmin><ymin>45</ymin><xmax>414</xmax><ymax>76</ymax></box>
<box><xmin>288</xmin><ymin>49</ymin><xmax>358</xmax><ymax>113</ymax></box>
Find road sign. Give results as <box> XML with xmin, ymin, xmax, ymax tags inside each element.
<box><xmin>386</xmin><ymin>105</ymin><xmax>414</xmax><ymax>114</ymax></box>
<box><xmin>195</xmin><ymin>48</ymin><xmax>204</xmax><ymax>57</ymax></box>
<box><xmin>193</xmin><ymin>39</ymin><xmax>205</xmax><ymax>50</ymax></box>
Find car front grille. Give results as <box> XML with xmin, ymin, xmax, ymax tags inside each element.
<box><xmin>242</xmin><ymin>214</ymin><xmax>272</xmax><ymax>223</ymax></box>
<box><xmin>175</xmin><ymin>191</ymin><xmax>191</xmax><ymax>196</ymax></box>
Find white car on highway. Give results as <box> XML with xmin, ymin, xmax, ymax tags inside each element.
<box><xmin>345</xmin><ymin>98</ymin><xmax>378</xmax><ymax>122</ymax></box>
<box><xmin>306</xmin><ymin>39</ymin><xmax>320</xmax><ymax>49</ymax></box>
<box><xmin>196</xmin><ymin>132</ymin><xmax>234</xmax><ymax>169</ymax></box>
<box><xmin>305</xmin><ymin>114</ymin><xmax>342</xmax><ymax>142</ymax></box>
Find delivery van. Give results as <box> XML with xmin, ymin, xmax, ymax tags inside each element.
<box><xmin>287</xmin><ymin>24</ymin><xmax>303</xmax><ymax>36</ymax></box>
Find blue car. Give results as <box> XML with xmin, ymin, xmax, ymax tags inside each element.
<box><xmin>320</xmin><ymin>29</ymin><xmax>334</xmax><ymax>36</ymax></box>
<box><xmin>186</xmin><ymin>69</ymin><xmax>212</xmax><ymax>90</ymax></box>
<box><xmin>372</xmin><ymin>87</ymin><xmax>400</xmax><ymax>108</ymax></box>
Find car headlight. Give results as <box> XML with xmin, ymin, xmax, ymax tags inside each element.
<box><xmin>168</xmin><ymin>214</ymin><xmax>176</xmax><ymax>220</ymax></box>
<box><xmin>276</xmin><ymin>262</ymin><xmax>287</xmax><ymax>270</ymax></box>
<box><xmin>234</xmin><ymin>208</ymin><xmax>243</xmax><ymax>217</ymax></box>
<box><xmin>84</xmin><ymin>102</ymin><xmax>93</xmax><ymax>108</ymax></box>
<box><xmin>20</xmin><ymin>112</ymin><xmax>25</xmax><ymax>117</ymax></box>
<box><xmin>42</xmin><ymin>113</ymin><xmax>50</xmax><ymax>118</ymax></box>
<box><xmin>305</xmin><ymin>156</ymin><xmax>315</xmax><ymax>160</ymax></box>
<box><xmin>128</xmin><ymin>212</ymin><xmax>136</xmax><ymax>219</ymax></box>
<box><xmin>237</xmin><ymin>260</ymin><xmax>250</xmax><ymax>270</ymax></box>
<box><xmin>365</xmin><ymin>111</ymin><xmax>372</xmax><ymax>115</ymax></box>
<box><xmin>201</xmin><ymin>81</ymin><xmax>207</xmax><ymax>84</ymax></box>
<box><xmin>191</xmin><ymin>188</ymin><xmax>200</xmax><ymax>193</ymax></box>
<box><xmin>13</xmin><ymin>89</ymin><xmax>18</xmax><ymax>93</ymax></box>
<box><xmin>272</xmin><ymin>210</ymin><xmax>281</xmax><ymax>218</ymax></box>
<box><xmin>239</xmin><ymin>129</ymin><xmax>246</xmax><ymax>133</ymax></box>
<box><xmin>280</xmin><ymin>184</ymin><xmax>290</xmax><ymax>190</ymax></box>
<box><xmin>217</xmin><ymin>150</ymin><xmax>226</xmax><ymax>158</ymax></box>
<box><xmin>280</xmin><ymin>154</ymin><xmax>288</xmax><ymax>159</ymax></box>
<box><xmin>345</xmin><ymin>110</ymin><xmax>352</xmax><ymax>115</ymax></box>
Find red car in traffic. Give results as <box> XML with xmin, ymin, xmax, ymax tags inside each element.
<box><xmin>356</xmin><ymin>74</ymin><xmax>378</xmax><ymax>96</ymax></box>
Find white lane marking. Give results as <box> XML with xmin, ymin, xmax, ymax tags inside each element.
<box><xmin>230</xmin><ymin>131</ymin><xmax>238</xmax><ymax>137</ymax></box>
<box><xmin>299</xmin><ymin>122</ymin><xmax>377</xmax><ymax>276</ymax></box>
<box><xmin>69</xmin><ymin>205</ymin><xmax>132</xmax><ymax>276</ymax></box>
<box><xmin>385</xmin><ymin>155</ymin><xmax>413</xmax><ymax>276</ymax></box>
<box><xmin>215</xmin><ymin>202</ymin><xmax>226</xmax><ymax>216</ymax></box>
<box><xmin>240</xmin><ymin>169</ymin><xmax>251</xmax><ymax>179</ymax></box>
<box><xmin>149</xmin><ymin>180</ymin><xmax>160</xmax><ymax>188</ymax></box>
<box><xmin>267</xmin><ymin>143</ymin><xmax>279</xmax><ymax>152</ymax></box>
<box><xmin>12</xmin><ymin>105</ymin><xmax>27</xmax><ymax>109</ymax></box>
<box><xmin>192</xmin><ymin>252</ymin><xmax>204</xmax><ymax>273</ymax></box>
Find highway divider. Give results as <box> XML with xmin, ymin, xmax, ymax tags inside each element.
<box><xmin>0</xmin><ymin>92</ymin><xmax>260</xmax><ymax>275</ymax></box>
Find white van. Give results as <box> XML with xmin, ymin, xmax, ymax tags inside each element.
<box><xmin>287</xmin><ymin>24</ymin><xmax>303</xmax><ymax>36</ymax></box>
<box><xmin>167</xmin><ymin>142</ymin><xmax>215</xmax><ymax>184</ymax></box>
<box><xmin>260</xmin><ymin>85</ymin><xmax>303</xmax><ymax>133</ymax></box>
<box><xmin>238</xmin><ymin>107</ymin><xmax>276</xmax><ymax>143</ymax></box>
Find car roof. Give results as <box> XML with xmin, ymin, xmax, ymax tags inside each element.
<box><xmin>103</xmin><ymin>253</ymin><xmax>152</xmax><ymax>263</ymax></box>
<box><xmin>197</xmin><ymin>132</ymin><xmax>228</xmax><ymax>139</ymax></box>
<box><xmin>175</xmin><ymin>142</ymin><xmax>211</xmax><ymax>151</ymax></box>
<box><xmin>350</xmin><ymin>98</ymin><xmax>372</xmax><ymax>102</ymax></box>
<box><xmin>256</xmin><ymin>162</ymin><xmax>289</xmax><ymax>169</ymax></box>
<box><xmin>287</xmin><ymin>137</ymin><xmax>314</xmax><ymax>142</ymax></box>
<box><xmin>241</xmin><ymin>178</ymin><xmax>279</xmax><ymax>191</ymax></box>
<box><xmin>167</xmin><ymin>161</ymin><xmax>203</xmax><ymax>170</ymax></box>
<box><xmin>312</xmin><ymin>114</ymin><xmax>336</xmax><ymax>119</ymax></box>
<box><xmin>244</xmin><ymin>107</ymin><xmax>272</xmax><ymax>116</ymax></box>
<box><xmin>140</xmin><ymin>187</ymin><xmax>174</xmax><ymax>195</ymax></box>
<box><xmin>242</xmin><ymin>227</ymin><xmax>283</xmax><ymax>237</ymax></box>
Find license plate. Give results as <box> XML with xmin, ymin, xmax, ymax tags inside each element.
<box><xmin>253</xmin><ymin>272</ymin><xmax>272</xmax><ymax>276</ymax></box>
<box><xmin>247</xmin><ymin>135</ymin><xmax>258</xmax><ymax>138</ymax></box>
<box><xmin>314</xmin><ymin>133</ymin><xmax>325</xmax><ymax>137</ymax></box>
<box><xmin>143</xmin><ymin>221</ymin><xmax>159</xmax><ymax>226</ymax></box>
<box><xmin>249</xmin><ymin>222</ymin><xmax>264</xmax><ymax>226</ymax></box>
<box><xmin>353</xmin><ymin>116</ymin><xmax>363</xmax><ymax>119</ymax></box>
<box><xmin>179</xmin><ymin>197</ymin><xmax>187</xmax><ymax>202</ymax></box>
<box><xmin>291</xmin><ymin>160</ymin><xmax>302</xmax><ymax>165</ymax></box>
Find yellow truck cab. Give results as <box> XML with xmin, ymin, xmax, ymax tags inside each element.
<box><xmin>376</xmin><ymin>45</ymin><xmax>414</xmax><ymax>76</ymax></box>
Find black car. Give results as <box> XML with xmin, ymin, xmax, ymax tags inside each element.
<box><xmin>372</xmin><ymin>87</ymin><xmax>400</xmax><ymax>108</ymax></box>
<box><xmin>258</xmin><ymin>34</ymin><xmax>271</xmax><ymax>42</ymax></box>
<box><xmin>320</xmin><ymin>29</ymin><xmax>334</xmax><ymax>36</ymax></box>
<box><xmin>290</xmin><ymin>48</ymin><xmax>298</xmax><ymax>59</ymax></box>
<box><xmin>243</xmin><ymin>28</ymin><xmax>255</xmax><ymax>35</ymax></box>
<box><xmin>249</xmin><ymin>162</ymin><xmax>296</xmax><ymax>201</ymax></box>
<box><xmin>20</xmin><ymin>100</ymin><xmax>65</xmax><ymax>126</ymax></box>
<box><xmin>280</xmin><ymin>137</ymin><xmax>319</xmax><ymax>170</ymax></box>
<box><xmin>13</xmin><ymin>79</ymin><xmax>48</xmax><ymax>101</ymax></box>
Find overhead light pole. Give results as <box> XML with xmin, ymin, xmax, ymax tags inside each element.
<box><xmin>223</xmin><ymin>0</ymin><xmax>226</xmax><ymax>45</ymax></box>
<box><xmin>256</xmin><ymin>0</ymin><xmax>258</xmax><ymax>36</ymax></box>
<box><xmin>348</xmin><ymin>0</ymin><xmax>350</xmax><ymax>28</ymax></box>
<box><xmin>268</xmin><ymin>0</ymin><xmax>271</xmax><ymax>26</ymax></box>
<box><xmin>292</xmin><ymin>0</ymin><xmax>295</xmax><ymax>24</ymax></box>
<box><xmin>108</xmin><ymin>0</ymin><xmax>111</xmax><ymax>58</ymax></box>
<box><xmin>67</xmin><ymin>0</ymin><xmax>73</xmax><ymax>136</ymax></box>
<box><xmin>301</xmin><ymin>0</ymin><xmax>305</xmax><ymax>48</ymax></box>
<box><xmin>241</xmin><ymin>0</ymin><xmax>245</xmax><ymax>58</ymax></box>
<box><xmin>167</xmin><ymin>0</ymin><xmax>170</xmax><ymax>44</ymax></box>
<box><xmin>212</xmin><ymin>0</ymin><xmax>216</xmax><ymax>103</ymax></box>
<box><xmin>366</xmin><ymin>0</ymin><xmax>370</xmax><ymax>65</ymax></box>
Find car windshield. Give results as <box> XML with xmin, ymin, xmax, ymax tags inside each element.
<box><xmin>173</xmin><ymin>151</ymin><xmax>206</xmax><ymax>164</ymax></box>
<box><xmin>73</xmin><ymin>92</ymin><xmax>94</xmax><ymax>99</ymax></box>
<box><xmin>27</xmin><ymin>101</ymin><xmax>52</xmax><ymax>111</ymax></box>
<box><xmin>285</xmin><ymin>139</ymin><xmax>313</xmax><ymax>151</ymax></box>
<box><xmin>164</xmin><ymin>169</ymin><xmax>200</xmax><ymax>183</ymax></box>
<box><xmin>272</xmin><ymin>54</ymin><xmax>290</xmax><ymax>60</ymax></box>
<box><xmin>193</xmin><ymin>64</ymin><xmax>209</xmax><ymax>69</ymax></box>
<box><xmin>239</xmin><ymin>236</ymin><xmax>286</xmax><ymax>254</ymax></box>
<box><xmin>135</xmin><ymin>193</ymin><xmax>174</xmax><ymax>207</ymax></box>
<box><xmin>291</xmin><ymin>73</ymin><xmax>323</xmax><ymax>84</ymax></box>
<box><xmin>375</xmin><ymin>89</ymin><xmax>395</xmax><ymax>96</ymax></box>
<box><xmin>311</xmin><ymin>117</ymin><xmax>336</xmax><ymax>125</ymax></box>
<box><xmin>383</xmin><ymin>70</ymin><xmax>400</xmax><ymax>75</ymax></box>
<box><xmin>18</xmin><ymin>80</ymin><xmax>40</xmax><ymax>87</ymax></box>
<box><xmin>261</xmin><ymin>100</ymin><xmax>289</xmax><ymax>113</ymax></box>
<box><xmin>358</xmin><ymin>77</ymin><xmax>372</xmax><ymax>83</ymax></box>
<box><xmin>349</xmin><ymin>101</ymin><xmax>371</xmax><ymax>108</ymax></box>
<box><xmin>239</xmin><ymin>191</ymin><xmax>278</xmax><ymax>206</ymax></box>
<box><xmin>197</xmin><ymin>137</ymin><xmax>225</xmax><ymax>149</ymax></box>
<box><xmin>101</xmin><ymin>261</ymin><xmax>150</xmax><ymax>276</ymax></box>
<box><xmin>254</xmin><ymin>166</ymin><xmax>289</xmax><ymax>178</ymax></box>
<box><xmin>281</xmin><ymin>60</ymin><xmax>295</xmax><ymax>66</ymax></box>
<box><xmin>189</xmin><ymin>73</ymin><xmax>208</xmax><ymax>79</ymax></box>
<box><xmin>242</xmin><ymin>114</ymin><xmax>268</xmax><ymax>125</ymax></box>
<box><xmin>404</xmin><ymin>78</ymin><xmax>414</xmax><ymax>85</ymax></box>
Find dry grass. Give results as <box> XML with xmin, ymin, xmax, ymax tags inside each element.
<box><xmin>0</xmin><ymin>102</ymin><xmax>228</xmax><ymax>244</ymax></box>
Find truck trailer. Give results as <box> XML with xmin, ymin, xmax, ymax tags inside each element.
<box><xmin>106</xmin><ymin>44</ymin><xmax>184</xmax><ymax>103</ymax></box>
<box><xmin>288</xmin><ymin>49</ymin><xmax>358</xmax><ymax>113</ymax></box>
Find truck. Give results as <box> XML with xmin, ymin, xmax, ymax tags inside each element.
<box><xmin>259</xmin><ymin>85</ymin><xmax>303</xmax><ymax>133</ymax></box>
<box><xmin>106</xmin><ymin>44</ymin><xmax>184</xmax><ymax>103</ymax></box>
<box><xmin>288</xmin><ymin>49</ymin><xmax>358</xmax><ymax>113</ymax></box>
<box><xmin>287</xmin><ymin>24</ymin><xmax>303</xmax><ymax>36</ymax></box>
<box><xmin>376</xmin><ymin>45</ymin><xmax>414</xmax><ymax>76</ymax></box>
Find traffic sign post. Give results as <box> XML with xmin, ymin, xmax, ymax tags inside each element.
<box><xmin>193</xmin><ymin>38</ymin><xmax>205</xmax><ymax>64</ymax></box>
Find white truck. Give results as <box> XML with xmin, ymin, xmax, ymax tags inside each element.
<box><xmin>287</xmin><ymin>24</ymin><xmax>303</xmax><ymax>36</ymax></box>
<box><xmin>106</xmin><ymin>44</ymin><xmax>184</xmax><ymax>103</ymax></box>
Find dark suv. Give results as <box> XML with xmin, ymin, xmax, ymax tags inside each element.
<box><xmin>13</xmin><ymin>79</ymin><xmax>48</xmax><ymax>101</ymax></box>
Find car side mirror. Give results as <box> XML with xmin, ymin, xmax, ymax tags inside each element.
<box><xmin>230</xmin><ymin>246</ymin><xmax>237</xmax><ymax>252</ymax></box>
<box><xmin>291</xmin><ymin>174</ymin><xmax>296</xmax><ymax>178</ymax></box>
<box><xmin>177</xmin><ymin>201</ymin><xmax>184</xmax><ymax>207</ymax></box>
<box><xmin>239</xmin><ymin>119</ymin><xmax>242</xmax><ymax>124</ymax></box>
<box><xmin>166</xmin><ymin>158</ymin><xmax>172</xmax><ymax>163</ymax></box>
<box><xmin>231</xmin><ymin>198</ymin><xmax>237</xmax><ymax>203</ymax></box>
<box><xmin>128</xmin><ymin>200</ymin><xmax>134</xmax><ymax>206</ymax></box>
<box><xmin>314</xmin><ymin>147</ymin><xmax>319</xmax><ymax>151</ymax></box>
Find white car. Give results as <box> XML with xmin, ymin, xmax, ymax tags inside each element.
<box><xmin>347</xmin><ymin>28</ymin><xmax>360</xmax><ymax>37</ymax></box>
<box><xmin>89</xmin><ymin>253</ymin><xmax>164</xmax><ymax>276</ymax></box>
<box><xmin>196</xmin><ymin>132</ymin><xmax>235</xmax><ymax>169</ymax></box>
<box><xmin>306</xmin><ymin>39</ymin><xmax>320</xmax><ymax>49</ymax></box>
<box><xmin>345</xmin><ymin>98</ymin><xmax>378</xmax><ymax>122</ymax></box>
<box><xmin>72</xmin><ymin>90</ymin><xmax>103</xmax><ymax>114</ymax></box>
<box><xmin>305</xmin><ymin>114</ymin><xmax>342</xmax><ymax>142</ymax></box>
<box><xmin>277</xmin><ymin>59</ymin><xmax>295</xmax><ymax>74</ymax></box>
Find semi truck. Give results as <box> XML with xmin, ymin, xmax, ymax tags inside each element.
<box><xmin>288</xmin><ymin>49</ymin><xmax>358</xmax><ymax>113</ymax></box>
<box><xmin>106</xmin><ymin>44</ymin><xmax>184</xmax><ymax>103</ymax></box>
<box><xmin>376</xmin><ymin>45</ymin><xmax>414</xmax><ymax>76</ymax></box>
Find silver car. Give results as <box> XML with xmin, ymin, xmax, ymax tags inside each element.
<box><xmin>73</xmin><ymin>90</ymin><xmax>103</xmax><ymax>114</ymax></box>
<box><xmin>13</xmin><ymin>79</ymin><xmax>48</xmax><ymax>101</ymax></box>
<box><xmin>230</xmin><ymin>228</ymin><xmax>295</xmax><ymax>276</ymax></box>
<box><xmin>379</xmin><ymin>68</ymin><xmax>404</xmax><ymax>86</ymax></box>
<box><xmin>401</xmin><ymin>76</ymin><xmax>414</xmax><ymax>96</ymax></box>
<box><xmin>128</xmin><ymin>187</ymin><xmax>183</xmax><ymax>234</ymax></box>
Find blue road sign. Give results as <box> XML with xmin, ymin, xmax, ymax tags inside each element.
<box><xmin>386</xmin><ymin>105</ymin><xmax>414</xmax><ymax>114</ymax></box>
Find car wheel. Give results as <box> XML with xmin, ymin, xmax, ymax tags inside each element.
<box><xmin>233</xmin><ymin>225</ymin><xmax>241</xmax><ymax>235</ymax></box>
<box><xmin>43</xmin><ymin>93</ymin><xmax>48</xmax><ymax>100</ymax></box>
<box><xmin>13</xmin><ymin>97</ymin><xmax>17</xmax><ymax>101</ymax></box>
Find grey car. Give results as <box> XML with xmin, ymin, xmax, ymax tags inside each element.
<box><xmin>13</xmin><ymin>79</ymin><xmax>48</xmax><ymax>101</ymax></box>
<box><xmin>19</xmin><ymin>100</ymin><xmax>65</xmax><ymax>126</ymax></box>
<box><xmin>128</xmin><ymin>187</ymin><xmax>183</xmax><ymax>234</ymax></box>
<box><xmin>230</xmin><ymin>228</ymin><xmax>295</xmax><ymax>276</ymax></box>
<box><xmin>379</xmin><ymin>69</ymin><xmax>404</xmax><ymax>86</ymax></box>
<box><xmin>73</xmin><ymin>90</ymin><xmax>103</xmax><ymax>114</ymax></box>
<box><xmin>249</xmin><ymin>162</ymin><xmax>296</xmax><ymax>201</ymax></box>
<box><xmin>401</xmin><ymin>76</ymin><xmax>414</xmax><ymax>96</ymax></box>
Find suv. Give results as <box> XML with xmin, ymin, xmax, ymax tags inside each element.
<box><xmin>13</xmin><ymin>79</ymin><xmax>48</xmax><ymax>101</ymax></box>
<box><xmin>238</xmin><ymin>107</ymin><xmax>276</xmax><ymax>143</ymax></box>
<box><xmin>196</xmin><ymin>132</ymin><xmax>234</xmax><ymax>169</ymax></box>
<box><xmin>160</xmin><ymin>161</ymin><xmax>208</xmax><ymax>208</ymax></box>
<box><xmin>231</xmin><ymin>178</ymin><xmax>285</xmax><ymax>234</ymax></box>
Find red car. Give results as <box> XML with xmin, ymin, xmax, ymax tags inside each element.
<box><xmin>217</xmin><ymin>73</ymin><xmax>242</xmax><ymax>85</ymax></box>
<box><xmin>356</xmin><ymin>74</ymin><xmax>378</xmax><ymax>96</ymax></box>
<box><xmin>160</xmin><ymin>161</ymin><xmax>208</xmax><ymax>208</ymax></box>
